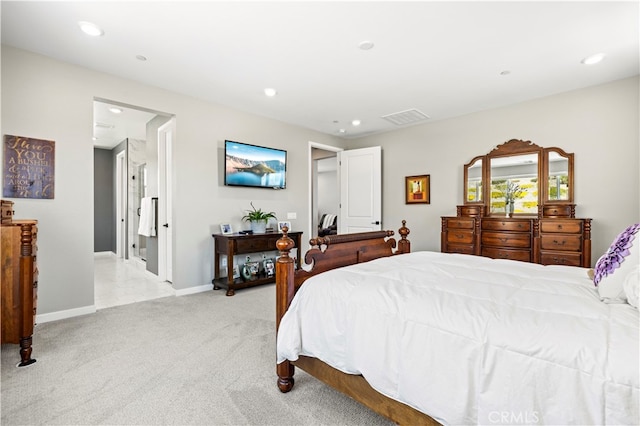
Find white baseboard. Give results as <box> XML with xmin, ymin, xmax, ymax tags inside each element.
<box><xmin>175</xmin><ymin>283</ymin><xmax>213</xmax><ymax>296</ymax></box>
<box><xmin>36</xmin><ymin>305</ymin><xmax>97</xmax><ymax>324</ymax></box>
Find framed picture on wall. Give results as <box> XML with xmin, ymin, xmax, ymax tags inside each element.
<box><xmin>405</xmin><ymin>175</ymin><xmax>430</xmax><ymax>204</ymax></box>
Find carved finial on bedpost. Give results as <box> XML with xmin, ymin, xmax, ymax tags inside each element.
<box><xmin>397</xmin><ymin>220</ymin><xmax>410</xmax><ymax>254</ymax></box>
<box><xmin>275</xmin><ymin>226</ymin><xmax>296</xmax><ymax>393</ymax></box>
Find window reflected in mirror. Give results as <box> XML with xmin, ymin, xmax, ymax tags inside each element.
<box><xmin>466</xmin><ymin>158</ymin><xmax>482</xmax><ymax>202</ymax></box>
<box><xmin>489</xmin><ymin>153</ymin><xmax>538</xmax><ymax>215</ymax></box>
<box><xmin>548</xmin><ymin>151</ymin><xmax>569</xmax><ymax>201</ymax></box>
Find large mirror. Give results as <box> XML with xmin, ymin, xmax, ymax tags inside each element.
<box><xmin>545</xmin><ymin>148</ymin><xmax>573</xmax><ymax>202</ymax></box>
<box><xmin>489</xmin><ymin>153</ymin><xmax>539</xmax><ymax>215</ymax></box>
<box><xmin>464</xmin><ymin>156</ymin><xmax>483</xmax><ymax>203</ymax></box>
<box><xmin>463</xmin><ymin>139</ymin><xmax>574</xmax><ymax>216</ymax></box>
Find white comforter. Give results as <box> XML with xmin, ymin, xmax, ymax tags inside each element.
<box><xmin>277</xmin><ymin>251</ymin><xmax>639</xmax><ymax>425</ymax></box>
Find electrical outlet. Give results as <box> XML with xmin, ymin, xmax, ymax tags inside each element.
<box><xmin>221</xmin><ymin>257</ymin><xmax>227</xmax><ymax>267</ymax></box>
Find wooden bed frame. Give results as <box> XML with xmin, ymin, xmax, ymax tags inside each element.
<box><xmin>275</xmin><ymin>221</ymin><xmax>440</xmax><ymax>425</ymax></box>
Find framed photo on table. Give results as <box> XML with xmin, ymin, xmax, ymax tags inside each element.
<box><xmin>220</xmin><ymin>223</ymin><xmax>233</xmax><ymax>235</ymax></box>
<box><xmin>405</xmin><ymin>175</ymin><xmax>430</xmax><ymax>204</ymax></box>
<box><xmin>277</xmin><ymin>221</ymin><xmax>291</xmax><ymax>233</ymax></box>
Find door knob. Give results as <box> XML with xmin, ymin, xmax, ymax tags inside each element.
<box><xmin>163</xmin><ymin>223</ymin><xmax>169</xmax><ymax>228</ymax></box>
<box><xmin>371</xmin><ymin>221</ymin><xmax>380</xmax><ymax>225</ymax></box>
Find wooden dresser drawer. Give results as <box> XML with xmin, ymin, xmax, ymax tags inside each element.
<box><xmin>482</xmin><ymin>247</ymin><xmax>531</xmax><ymax>262</ymax></box>
<box><xmin>540</xmin><ymin>220</ymin><xmax>582</xmax><ymax>234</ymax></box>
<box><xmin>445</xmin><ymin>218</ymin><xmax>475</xmax><ymax>230</ymax></box>
<box><xmin>457</xmin><ymin>205</ymin><xmax>483</xmax><ymax>217</ymax></box>
<box><xmin>541</xmin><ymin>204</ymin><xmax>574</xmax><ymax>218</ymax></box>
<box><xmin>481</xmin><ymin>219</ymin><xmax>531</xmax><ymax>232</ymax></box>
<box><xmin>447</xmin><ymin>230</ymin><xmax>474</xmax><ymax>245</ymax></box>
<box><xmin>482</xmin><ymin>231</ymin><xmax>531</xmax><ymax>248</ymax></box>
<box><xmin>446</xmin><ymin>244</ymin><xmax>476</xmax><ymax>255</ymax></box>
<box><xmin>540</xmin><ymin>234</ymin><xmax>582</xmax><ymax>252</ymax></box>
<box><xmin>540</xmin><ymin>251</ymin><xmax>582</xmax><ymax>267</ymax></box>
<box><xmin>1</xmin><ymin>200</ymin><xmax>14</xmax><ymax>224</ymax></box>
<box><xmin>235</xmin><ymin>235</ymin><xmax>280</xmax><ymax>253</ymax></box>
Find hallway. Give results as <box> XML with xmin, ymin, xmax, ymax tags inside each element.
<box><xmin>94</xmin><ymin>252</ymin><xmax>174</xmax><ymax>310</ymax></box>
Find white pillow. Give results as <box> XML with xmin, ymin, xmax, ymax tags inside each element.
<box><xmin>594</xmin><ymin>224</ymin><xmax>640</xmax><ymax>304</ymax></box>
<box><xmin>623</xmin><ymin>265</ymin><xmax>640</xmax><ymax>309</ymax></box>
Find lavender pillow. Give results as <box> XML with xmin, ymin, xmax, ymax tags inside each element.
<box><xmin>594</xmin><ymin>224</ymin><xmax>640</xmax><ymax>304</ymax></box>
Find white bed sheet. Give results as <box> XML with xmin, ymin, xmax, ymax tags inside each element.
<box><xmin>277</xmin><ymin>251</ymin><xmax>639</xmax><ymax>425</ymax></box>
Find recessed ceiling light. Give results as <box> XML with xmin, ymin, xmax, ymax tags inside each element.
<box><xmin>78</xmin><ymin>21</ymin><xmax>104</xmax><ymax>37</ymax></box>
<box><xmin>352</xmin><ymin>119</ymin><xmax>361</xmax><ymax>126</ymax></box>
<box><xmin>358</xmin><ymin>40</ymin><xmax>374</xmax><ymax>50</ymax></box>
<box><xmin>264</xmin><ymin>88</ymin><xmax>277</xmax><ymax>97</ymax></box>
<box><xmin>136</xmin><ymin>55</ymin><xmax>147</xmax><ymax>61</ymax></box>
<box><xmin>108</xmin><ymin>107</ymin><xmax>123</xmax><ymax>114</ymax></box>
<box><xmin>581</xmin><ymin>53</ymin><xmax>606</xmax><ymax>65</ymax></box>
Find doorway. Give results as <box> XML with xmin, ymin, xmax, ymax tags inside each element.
<box><xmin>309</xmin><ymin>142</ymin><xmax>342</xmax><ymax>241</ymax></box>
<box><xmin>93</xmin><ymin>99</ymin><xmax>174</xmax><ymax>308</ymax></box>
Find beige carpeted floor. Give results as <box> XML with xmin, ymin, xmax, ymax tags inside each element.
<box><xmin>1</xmin><ymin>285</ymin><xmax>392</xmax><ymax>425</ymax></box>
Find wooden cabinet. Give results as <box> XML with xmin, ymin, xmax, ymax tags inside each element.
<box><xmin>538</xmin><ymin>219</ymin><xmax>591</xmax><ymax>267</ymax></box>
<box><xmin>442</xmin><ymin>214</ymin><xmax>591</xmax><ymax>267</ymax></box>
<box><xmin>481</xmin><ymin>218</ymin><xmax>534</xmax><ymax>262</ymax></box>
<box><xmin>1</xmin><ymin>214</ymin><xmax>38</xmax><ymax>366</ymax></box>
<box><xmin>445</xmin><ymin>139</ymin><xmax>592</xmax><ymax>268</ymax></box>
<box><xmin>212</xmin><ymin>231</ymin><xmax>302</xmax><ymax>296</ymax></box>
<box><xmin>440</xmin><ymin>217</ymin><xmax>477</xmax><ymax>255</ymax></box>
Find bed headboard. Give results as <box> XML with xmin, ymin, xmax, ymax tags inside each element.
<box><xmin>275</xmin><ymin>221</ymin><xmax>410</xmax><ymax>328</ymax></box>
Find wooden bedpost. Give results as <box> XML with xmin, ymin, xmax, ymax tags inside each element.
<box><xmin>397</xmin><ymin>220</ymin><xmax>410</xmax><ymax>254</ymax></box>
<box><xmin>275</xmin><ymin>227</ymin><xmax>295</xmax><ymax>392</ymax></box>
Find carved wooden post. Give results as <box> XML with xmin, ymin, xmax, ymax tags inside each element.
<box><xmin>19</xmin><ymin>223</ymin><xmax>36</xmax><ymax>366</ymax></box>
<box><xmin>397</xmin><ymin>220</ymin><xmax>410</xmax><ymax>254</ymax></box>
<box><xmin>275</xmin><ymin>227</ymin><xmax>295</xmax><ymax>392</ymax></box>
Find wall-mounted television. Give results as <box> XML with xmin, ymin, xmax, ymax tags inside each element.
<box><xmin>224</xmin><ymin>140</ymin><xmax>287</xmax><ymax>189</ymax></box>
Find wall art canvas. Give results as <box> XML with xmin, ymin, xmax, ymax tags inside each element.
<box><xmin>3</xmin><ymin>135</ymin><xmax>55</xmax><ymax>199</ymax></box>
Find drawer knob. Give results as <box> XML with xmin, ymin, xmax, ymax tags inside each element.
<box><xmin>455</xmin><ymin>233</ymin><xmax>464</xmax><ymax>239</ymax></box>
<box><xmin>552</xmin><ymin>257</ymin><xmax>567</xmax><ymax>264</ymax></box>
<box><xmin>553</xmin><ymin>239</ymin><xmax>566</xmax><ymax>246</ymax></box>
<box><xmin>499</xmin><ymin>237</ymin><xmax>508</xmax><ymax>243</ymax></box>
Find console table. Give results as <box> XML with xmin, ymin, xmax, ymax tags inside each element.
<box><xmin>212</xmin><ymin>231</ymin><xmax>303</xmax><ymax>296</ymax></box>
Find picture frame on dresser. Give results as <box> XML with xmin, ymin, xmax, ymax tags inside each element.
<box><xmin>277</xmin><ymin>221</ymin><xmax>291</xmax><ymax>233</ymax></box>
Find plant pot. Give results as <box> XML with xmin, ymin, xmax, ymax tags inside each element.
<box><xmin>250</xmin><ymin>221</ymin><xmax>267</xmax><ymax>234</ymax></box>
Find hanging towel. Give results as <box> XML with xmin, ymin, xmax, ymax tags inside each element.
<box><xmin>138</xmin><ymin>197</ymin><xmax>156</xmax><ymax>237</ymax></box>
<box><xmin>322</xmin><ymin>214</ymin><xmax>336</xmax><ymax>229</ymax></box>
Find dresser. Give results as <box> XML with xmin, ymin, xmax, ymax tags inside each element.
<box><xmin>441</xmin><ymin>139</ymin><xmax>592</xmax><ymax>268</ymax></box>
<box><xmin>212</xmin><ymin>231</ymin><xmax>302</xmax><ymax>296</ymax></box>
<box><xmin>1</xmin><ymin>200</ymin><xmax>38</xmax><ymax>366</ymax></box>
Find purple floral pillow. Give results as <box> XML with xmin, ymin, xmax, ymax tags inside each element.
<box><xmin>594</xmin><ymin>223</ymin><xmax>640</xmax><ymax>304</ymax></box>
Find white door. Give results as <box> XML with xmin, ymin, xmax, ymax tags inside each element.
<box><xmin>116</xmin><ymin>151</ymin><xmax>126</xmax><ymax>258</ymax></box>
<box><xmin>158</xmin><ymin>118</ymin><xmax>174</xmax><ymax>282</ymax></box>
<box><xmin>339</xmin><ymin>146</ymin><xmax>382</xmax><ymax>233</ymax></box>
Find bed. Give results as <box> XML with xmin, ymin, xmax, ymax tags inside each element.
<box><xmin>274</xmin><ymin>222</ymin><xmax>639</xmax><ymax>425</ymax></box>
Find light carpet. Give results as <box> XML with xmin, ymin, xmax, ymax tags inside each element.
<box><xmin>1</xmin><ymin>285</ymin><xmax>392</xmax><ymax>425</ymax></box>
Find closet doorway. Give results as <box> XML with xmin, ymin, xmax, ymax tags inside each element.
<box><xmin>309</xmin><ymin>142</ymin><xmax>342</xmax><ymax>243</ymax></box>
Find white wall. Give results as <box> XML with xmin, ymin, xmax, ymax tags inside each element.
<box><xmin>348</xmin><ymin>76</ymin><xmax>640</xmax><ymax>262</ymax></box>
<box><xmin>2</xmin><ymin>45</ymin><xmax>637</xmax><ymax>319</ymax></box>
<box><xmin>1</xmin><ymin>46</ymin><xmax>344</xmax><ymax>318</ymax></box>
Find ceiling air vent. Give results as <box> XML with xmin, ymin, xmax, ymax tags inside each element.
<box><xmin>381</xmin><ymin>109</ymin><xmax>430</xmax><ymax>126</ymax></box>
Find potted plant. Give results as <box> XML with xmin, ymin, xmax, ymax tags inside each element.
<box><xmin>242</xmin><ymin>202</ymin><xmax>277</xmax><ymax>234</ymax></box>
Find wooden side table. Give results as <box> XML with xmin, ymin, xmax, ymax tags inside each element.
<box><xmin>212</xmin><ymin>231</ymin><xmax>302</xmax><ymax>296</ymax></box>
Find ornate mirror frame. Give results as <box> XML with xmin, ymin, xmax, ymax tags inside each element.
<box><xmin>463</xmin><ymin>139</ymin><xmax>575</xmax><ymax>217</ymax></box>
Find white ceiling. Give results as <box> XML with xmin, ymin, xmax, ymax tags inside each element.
<box><xmin>2</xmin><ymin>1</ymin><xmax>638</xmax><ymax>142</ymax></box>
